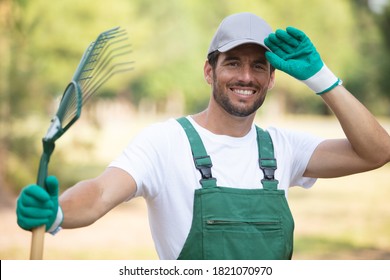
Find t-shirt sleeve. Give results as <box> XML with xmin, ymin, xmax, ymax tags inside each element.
<box><xmin>267</xmin><ymin>127</ymin><xmax>324</xmax><ymax>189</ymax></box>
<box><xmin>108</xmin><ymin>121</ymin><xmax>173</xmax><ymax>200</ymax></box>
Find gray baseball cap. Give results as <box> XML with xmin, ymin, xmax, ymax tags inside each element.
<box><xmin>207</xmin><ymin>12</ymin><xmax>273</xmax><ymax>56</ymax></box>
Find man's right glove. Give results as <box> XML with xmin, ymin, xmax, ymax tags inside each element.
<box><xmin>16</xmin><ymin>175</ymin><xmax>63</xmax><ymax>234</ymax></box>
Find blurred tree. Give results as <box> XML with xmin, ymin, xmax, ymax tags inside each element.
<box><xmin>0</xmin><ymin>0</ymin><xmax>44</xmax><ymax>203</ymax></box>
<box><xmin>345</xmin><ymin>0</ymin><xmax>390</xmax><ymax>115</ymax></box>
<box><xmin>0</xmin><ymin>0</ymin><xmax>11</xmax><ymax>200</ymax></box>
<box><xmin>376</xmin><ymin>2</ymin><xmax>390</xmax><ymax>112</ymax></box>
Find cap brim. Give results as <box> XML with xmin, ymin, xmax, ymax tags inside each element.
<box><xmin>217</xmin><ymin>39</ymin><xmax>271</xmax><ymax>53</ymax></box>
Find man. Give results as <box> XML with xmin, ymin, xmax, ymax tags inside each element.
<box><xmin>16</xmin><ymin>13</ymin><xmax>390</xmax><ymax>259</ymax></box>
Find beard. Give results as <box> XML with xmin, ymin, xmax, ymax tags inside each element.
<box><xmin>212</xmin><ymin>79</ymin><xmax>268</xmax><ymax>117</ymax></box>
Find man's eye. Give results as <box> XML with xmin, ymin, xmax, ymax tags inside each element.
<box><xmin>227</xmin><ymin>62</ymin><xmax>239</xmax><ymax>67</ymax></box>
<box><xmin>255</xmin><ymin>64</ymin><xmax>266</xmax><ymax>69</ymax></box>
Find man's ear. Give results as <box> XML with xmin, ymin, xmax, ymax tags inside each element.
<box><xmin>204</xmin><ymin>60</ymin><xmax>213</xmax><ymax>85</ymax></box>
<box><xmin>268</xmin><ymin>70</ymin><xmax>276</xmax><ymax>90</ymax></box>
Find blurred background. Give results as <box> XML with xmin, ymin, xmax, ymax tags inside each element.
<box><xmin>0</xmin><ymin>0</ymin><xmax>389</xmax><ymax>259</ymax></box>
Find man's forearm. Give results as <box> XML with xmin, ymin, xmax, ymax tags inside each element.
<box><xmin>59</xmin><ymin>179</ymin><xmax>106</xmax><ymax>229</ymax></box>
<box><xmin>321</xmin><ymin>85</ymin><xmax>390</xmax><ymax>167</ymax></box>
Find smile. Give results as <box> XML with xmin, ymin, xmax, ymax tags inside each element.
<box><xmin>232</xmin><ymin>88</ymin><xmax>256</xmax><ymax>95</ymax></box>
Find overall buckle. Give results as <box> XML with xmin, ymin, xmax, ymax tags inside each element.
<box><xmin>194</xmin><ymin>155</ymin><xmax>213</xmax><ymax>179</ymax></box>
<box><xmin>259</xmin><ymin>158</ymin><xmax>277</xmax><ymax>180</ymax></box>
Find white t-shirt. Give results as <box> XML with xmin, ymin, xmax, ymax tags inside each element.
<box><xmin>109</xmin><ymin>116</ymin><xmax>323</xmax><ymax>259</ymax></box>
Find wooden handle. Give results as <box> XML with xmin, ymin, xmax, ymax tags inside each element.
<box><xmin>30</xmin><ymin>225</ymin><xmax>46</xmax><ymax>260</ymax></box>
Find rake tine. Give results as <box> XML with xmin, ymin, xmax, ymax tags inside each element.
<box><xmin>79</xmin><ymin>43</ymin><xmax>131</xmax><ymax>93</ymax></box>
<box><xmin>80</xmin><ymin>45</ymin><xmax>132</xmax><ymax>96</ymax></box>
<box><xmin>72</xmin><ymin>28</ymin><xmax>127</xmax><ymax>82</ymax></box>
<box><xmin>66</xmin><ymin>61</ymin><xmax>134</xmax><ymax>119</ymax></box>
<box><xmin>77</xmin><ymin>34</ymin><xmax>130</xmax><ymax>91</ymax></box>
<box><xmin>64</xmin><ymin>27</ymin><xmax>133</xmax><ymax>120</ymax></box>
<box><xmin>81</xmin><ymin>61</ymin><xmax>134</xmax><ymax>104</ymax></box>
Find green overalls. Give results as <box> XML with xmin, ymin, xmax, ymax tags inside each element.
<box><xmin>176</xmin><ymin>117</ymin><xmax>294</xmax><ymax>260</ymax></box>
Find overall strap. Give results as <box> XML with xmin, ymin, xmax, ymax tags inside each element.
<box><xmin>256</xmin><ymin>126</ymin><xmax>279</xmax><ymax>190</ymax></box>
<box><xmin>177</xmin><ymin>117</ymin><xmax>217</xmax><ymax>188</ymax></box>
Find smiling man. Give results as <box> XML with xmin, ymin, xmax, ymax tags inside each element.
<box><xmin>17</xmin><ymin>12</ymin><xmax>390</xmax><ymax>260</ymax></box>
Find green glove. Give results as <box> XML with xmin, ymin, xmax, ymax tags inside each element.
<box><xmin>16</xmin><ymin>176</ymin><xmax>63</xmax><ymax>234</ymax></box>
<box><xmin>264</xmin><ymin>26</ymin><xmax>341</xmax><ymax>94</ymax></box>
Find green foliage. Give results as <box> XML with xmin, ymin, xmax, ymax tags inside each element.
<box><xmin>1</xmin><ymin>0</ymin><xmax>390</xmax><ymax>194</ymax></box>
<box><xmin>344</xmin><ymin>0</ymin><xmax>390</xmax><ymax>115</ymax></box>
<box><xmin>376</xmin><ymin>3</ymin><xmax>390</xmax><ymax>108</ymax></box>
<box><xmin>3</xmin><ymin>0</ymin><xmax>388</xmax><ymax>115</ymax></box>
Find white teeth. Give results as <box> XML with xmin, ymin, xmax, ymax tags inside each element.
<box><xmin>234</xmin><ymin>89</ymin><xmax>254</xmax><ymax>95</ymax></box>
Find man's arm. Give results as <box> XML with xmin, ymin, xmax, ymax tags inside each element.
<box><xmin>60</xmin><ymin>167</ymin><xmax>137</xmax><ymax>229</ymax></box>
<box><xmin>304</xmin><ymin>85</ymin><xmax>390</xmax><ymax>178</ymax></box>
<box><xmin>264</xmin><ymin>27</ymin><xmax>390</xmax><ymax>178</ymax></box>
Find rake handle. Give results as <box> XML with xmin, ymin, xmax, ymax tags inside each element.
<box><xmin>29</xmin><ymin>140</ymin><xmax>54</xmax><ymax>260</ymax></box>
<box><xmin>30</xmin><ymin>226</ymin><xmax>46</xmax><ymax>259</ymax></box>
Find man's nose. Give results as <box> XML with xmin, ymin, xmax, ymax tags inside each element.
<box><xmin>237</xmin><ymin>65</ymin><xmax>253</xmax><ymax>83</ymax></box>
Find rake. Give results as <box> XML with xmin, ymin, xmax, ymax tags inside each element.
<box><xmin>30</xmin><ymin>26</ymin><xmax>133</xmax><ymax>260</ymax></box>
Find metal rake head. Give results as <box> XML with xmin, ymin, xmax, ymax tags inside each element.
<box><xmin>73</xmin><ymin>26</ymin><xmax>134</xmax><ymax>104</ymax></box>
<box><xmin>44</xmin><ymin>26</ymin><xmax>133</xmax><ymax>142</ymax></box>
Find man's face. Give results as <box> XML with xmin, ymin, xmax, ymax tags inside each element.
<box><xmin>205</xmin><ymin>44</ymin><xmax>275</xmax><ymax>118</ymax></box>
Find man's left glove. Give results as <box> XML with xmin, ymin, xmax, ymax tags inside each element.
<box><xmin>16</xmin><ymin>176</ymin><xmax>63</xmax><ymax>234</ymax></box>
<box><xmin>264</xmin><ymin>26</ymin><xmax>341</xmax><ymax>95</ymax></box>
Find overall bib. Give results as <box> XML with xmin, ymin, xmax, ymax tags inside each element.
<box><xmin>176</xmin><ymin>117</ymin><xmax>294</xmax><ymax>260</ymax></box>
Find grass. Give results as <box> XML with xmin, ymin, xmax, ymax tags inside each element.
<box><xmin>288</xmin><ymin>166</ymin><xmax>390</xmax><ymax>259</ymax></box>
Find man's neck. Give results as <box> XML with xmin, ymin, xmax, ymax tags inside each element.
<box><xmin>191</xmin><ymin>108</ymin><xmax>255</xmax><ymax>137</ymax></box>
